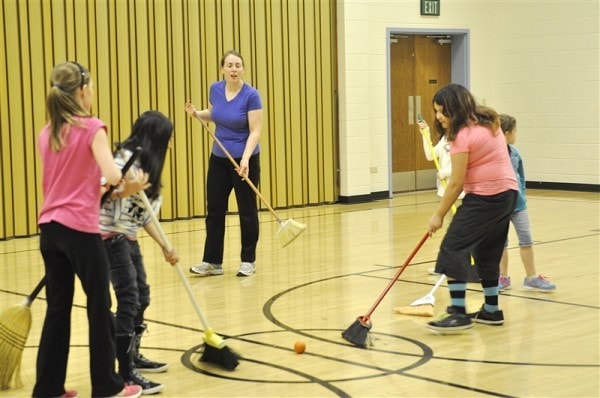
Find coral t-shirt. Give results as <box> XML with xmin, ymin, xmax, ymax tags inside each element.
<box><xmin>38</xmin><ymin>117</ymin><xmax>107</xmax><ymax>233</ymax></box>
<box><xmin>450</xmin><ymin>125</ymin><xmax>518</xmax><ymax>195</ymax></box>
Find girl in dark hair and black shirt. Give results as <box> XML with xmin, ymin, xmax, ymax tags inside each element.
<box><xmin>100</xmin><ymin>110</ymin><xmax>179</xmax><ymax>394</ymax></box>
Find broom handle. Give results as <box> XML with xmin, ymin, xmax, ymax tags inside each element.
<box><xmin>365</xmin><ymin>232</ymin><xmax>429</xmax><ymax>318</ymax></box>
<box><xmin>192</xmin><ymin>113</ymin><xmax>283</xmax><ymax>224</ymax></box>
<box><xmin>137</xmin><ymin>189</ymin><xmax>212</xmax><ymax>330</ymax></box>
<box><xmin>101</xmin><ymin>146</ymin><xmax>143</xmax><ymax>204</ymax></box>
<box><xmin>25</xmin><ymin>276</ymin><xmax>47</xmax><ymax>306</ymax></box>
<box><xmin>428</xmin><ymin>273</ymin><xmax>446</xmax><ymax>295</ymax></box>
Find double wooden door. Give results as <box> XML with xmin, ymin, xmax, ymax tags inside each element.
<box><xmin>391</xmin><ymin>35</ymin><xmax>451</xmax><ymax>193</ymax></box>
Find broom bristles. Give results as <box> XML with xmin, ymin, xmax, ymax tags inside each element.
<box><xmin>341</xmin><ymin>317</ymin><xmax>371</xmax><ymax>348</ymax></box>
<box><xmin>393</xmin><ymin>304</ymin><xmax>434</xmax><ymax>317</ymax></box>
<box><xmin>276</xmin><ymin>219</ymin><xmax>306</xmax><ymax>248</ymax></box>
<box><xmin>200</xmin><ymin>343</ymin><xmax>239</xmax><ymax>371</ymax></box>
<box><xmin>0</xmin><ymin>304</ymin><xmax>32</xmax><ymax>390</ymax></box>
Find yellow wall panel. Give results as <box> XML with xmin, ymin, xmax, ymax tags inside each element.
<box><xmin>5</xmin><ymin>2</ymin><xmax>26</xmax><ymax>236</ymax></box>
<box><xmin>0</xmin><ymin>0</ymin><xmax>337</xmax><ymax>239</ymax></box>
<box><xmin>0</xmin><ymin>0</ymin><xmax>9</xmax><ymax>238</ymax></box>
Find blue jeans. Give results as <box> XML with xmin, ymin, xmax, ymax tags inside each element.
<box><xmin>104</xmin><ymin>235</ymin><xmax>150</xmax><ymax>334</ymax></box>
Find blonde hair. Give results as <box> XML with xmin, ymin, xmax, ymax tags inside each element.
<box><xmin>46</xmin><ymin>62</ymin><xmax>91</xmax><ymax>151</ymax></box>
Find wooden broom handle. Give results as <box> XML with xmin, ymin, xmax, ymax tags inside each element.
<box><xmin>137</xmin><ymin>189</ymin><xmax>212</xmax><ymax>330</ymax></box>
<box><xmin>192</xmin><ymin>113</ymin><xmax>282</xmax><ymax>223</ymax></box>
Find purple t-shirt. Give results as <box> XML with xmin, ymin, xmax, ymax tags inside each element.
<box><xmin>209</xmin><ymin>80</ymin><xmax>262</xmax><ymax>158</ymax></box>
<box><xmin>38</xmin><ymin>117</ymin><xmax>107</xmax><ymax>233</ymax></box>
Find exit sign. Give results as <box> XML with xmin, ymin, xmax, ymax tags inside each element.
<box><xmin>421</xmin><ymin>0</ymin><xmax>440</xmax><ymax>16</ymax></box>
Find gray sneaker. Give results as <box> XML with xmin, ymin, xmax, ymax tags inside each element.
<box><xmin>236</xmin><ymin>262</ymin><xmax>256</xmax><ymax>277</ymax></box>
<box><xmin>189</xmin><ymin>262</ymin><xmax>223</xmax><ymax>276</ymax></box>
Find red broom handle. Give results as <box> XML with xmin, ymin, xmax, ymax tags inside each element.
<box><xmin>364</xmin><ymin>232</ymin><xmax>430</xmax><ymax>318</ymax></box>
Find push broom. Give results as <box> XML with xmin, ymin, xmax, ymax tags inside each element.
<box><xmin>0</xmin><ymin>278</ymin><xmax>46</xmax><ymax>390</ymax></box>
<box><xmin>192</xmin><ymin>113</ymin><xmax>306</xmax><ymax>248</ymax></box>
<box><xmin>0</xmin><ymin>147</ymin><xmax>142</xmax><ymax>390</ymax></box>
<box><xmin>342</xmin><ymin>232</ymin><xmax>430</xmax><ymax>348</ymax></box>
<box><xmin>137</xmin><ymin>190</ymin><xmax>239</xmax><ymax>370</ymax></box>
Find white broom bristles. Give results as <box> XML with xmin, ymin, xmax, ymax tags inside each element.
<box><xmin>276</xmin><ymin>219</ymin><xmax>306</xmax><ymax>248</ymax></box>
<box><xmin>0</xmin><ymin>304</ymin><xmax>32</xmax><ymax>390</ymax></box>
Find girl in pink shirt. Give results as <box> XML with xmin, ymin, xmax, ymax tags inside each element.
<box><xmin>35</xmin><ymin>62</ymin><xmax>142</xmax><ymax>398</ymax></box>
<box><xmin>420</xmin><ymin>84</ymin><xmax>518</xmax><ymax>333</ymax></box>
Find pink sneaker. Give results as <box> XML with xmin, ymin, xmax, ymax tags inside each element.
<box><xmin>498</xmin><ymin>275</ymin><xmax>511</xmax><ymax>291</ymax></box>
<box><xmin>60</xmin><ymin>391</ymin><xmax>78</xmax><ymax>398</ymax></box>
<box><xmin>111</xmin><ymin>384</ymin><xmax>143</xmax><ymax>398</ymax></box>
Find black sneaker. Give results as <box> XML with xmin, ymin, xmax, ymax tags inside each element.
<box><xmin>135</xmin><ymin>354</ymin><xmax>169</xmax><ymax>373</ymax></box>
<box><xmin>468</xmin><ymin>305</ymin><xmax>504</xmax><ymax>325</ymax></box>
<box><xmin>427</xmin><ymin>312</ymin><xmax>473</xmax><ymax>332</ymax></box>
<box><xmin>125</xmin><ymin>370</ymin><xmax>164</xmax><ymax>395</ymax></box>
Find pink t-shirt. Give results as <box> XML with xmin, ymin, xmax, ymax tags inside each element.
<box><xmin>38</xmin><ymin>117</ymin><xmax>108</xmax><ymax>233</ymax></box>
<box><xmin>450</xmin><ymin>125</ymin><xmax>518</xmax><ymax>195</ymax></box>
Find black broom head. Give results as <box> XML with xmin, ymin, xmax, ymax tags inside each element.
<box><xmin>342</xmin><ymin>316</ymin><xmax>372</xmax><ymax>348</ymax></box>
<box><xmin>200</xmin><ymin>343</ymin><xmax>239</xmax><ymax>371</ymax></box>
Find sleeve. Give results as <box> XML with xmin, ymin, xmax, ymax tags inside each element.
<box><xmin>247</xmin><ymin>87</ymin><xmax>263</xmax><ymax>111</ymax></box>
<box><xmin>421</xmin><ymin>134</ymin><xmax>433</xmax><ymax>161</ymax></box>
<box><xmin>449</xmin><ymin>129</ymin><xmax>469</xmax><ymax>155</ymax></box>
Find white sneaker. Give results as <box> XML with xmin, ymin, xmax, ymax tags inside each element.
<box><xmin>237</xmin><ymin>262</ymin><xmax>256</xmax><ymax>277</ymax></box>
<box><xmin>189</xmin><ymin>262</ymin><xmax>223</xmax><ymax>276</ymax></box>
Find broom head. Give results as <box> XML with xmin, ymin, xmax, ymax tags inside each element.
<box><xmin>341</xmin><ymin>316</ymin><xmax>372</xmax><ymax>348</ymax></box>
<box><xmin>276</xmin><ymin>219</ymin><xmax>306</xmax><ymax>248</ymax></box>
<box><xmin>393</xmin><ymin>304</ymin><xmax>434</xmax><ymax>317</ymax></box>
<box><xmin>0</xmin><ymin>302</ymin><xmax>32</xmax><ymax>390</ymax></box>
<box><xmin>200</xmin><ymin>344</ymin><xmax>239</xmax><ymax>371</ymax></box>
<box><xmin>199</xmin><ymin>328</ymin><xmax>239</xmax><ymax>370</ymax></box>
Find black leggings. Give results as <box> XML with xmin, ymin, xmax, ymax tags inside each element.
<box><xmin>203</xmin><ymin>153</ymin><xmax>260</xmax><ymax>264</ymax></box>
<box><xmin>34</xmin><ymin>222</ymin><xmax>123</xmax><ymax>397</ymax></box>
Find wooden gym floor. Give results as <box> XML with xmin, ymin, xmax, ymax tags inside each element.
<box><xmin>1</xmin><ymin>189</ymin><xmax>599</xmax><ymax>397</ymax></box>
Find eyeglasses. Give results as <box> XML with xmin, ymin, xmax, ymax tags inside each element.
<box><xmin>70</xmin><ymin>61</ymin><xmax>86</xmax><ymax>89</ymax></box>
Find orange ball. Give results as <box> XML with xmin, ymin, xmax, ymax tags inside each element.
<box><xmin>294</xmin><ymin>341</ymin><xmax>306</xmax><ymax>354</ymax></box>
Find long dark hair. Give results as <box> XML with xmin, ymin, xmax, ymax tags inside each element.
<box><xmin>432</xmin><ymin>84</ymin><xmax>499</xmax><ymax>141</ymax></box>
<box><xmin>121</xmin><ymin>111</ymin><xmax>173</xmax><ymax>200</ymax></box>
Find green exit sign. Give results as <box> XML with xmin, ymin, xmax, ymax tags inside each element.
<box><xmin>421</xmin><ymin>0</ymin><xmax>440</xmax><ymax>16</ymax></box>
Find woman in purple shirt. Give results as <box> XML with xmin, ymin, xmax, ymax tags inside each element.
<box><xmin>186</xmin><ymin>50</ymin><xmax>263</xmax><ymax>277</ymax></box>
